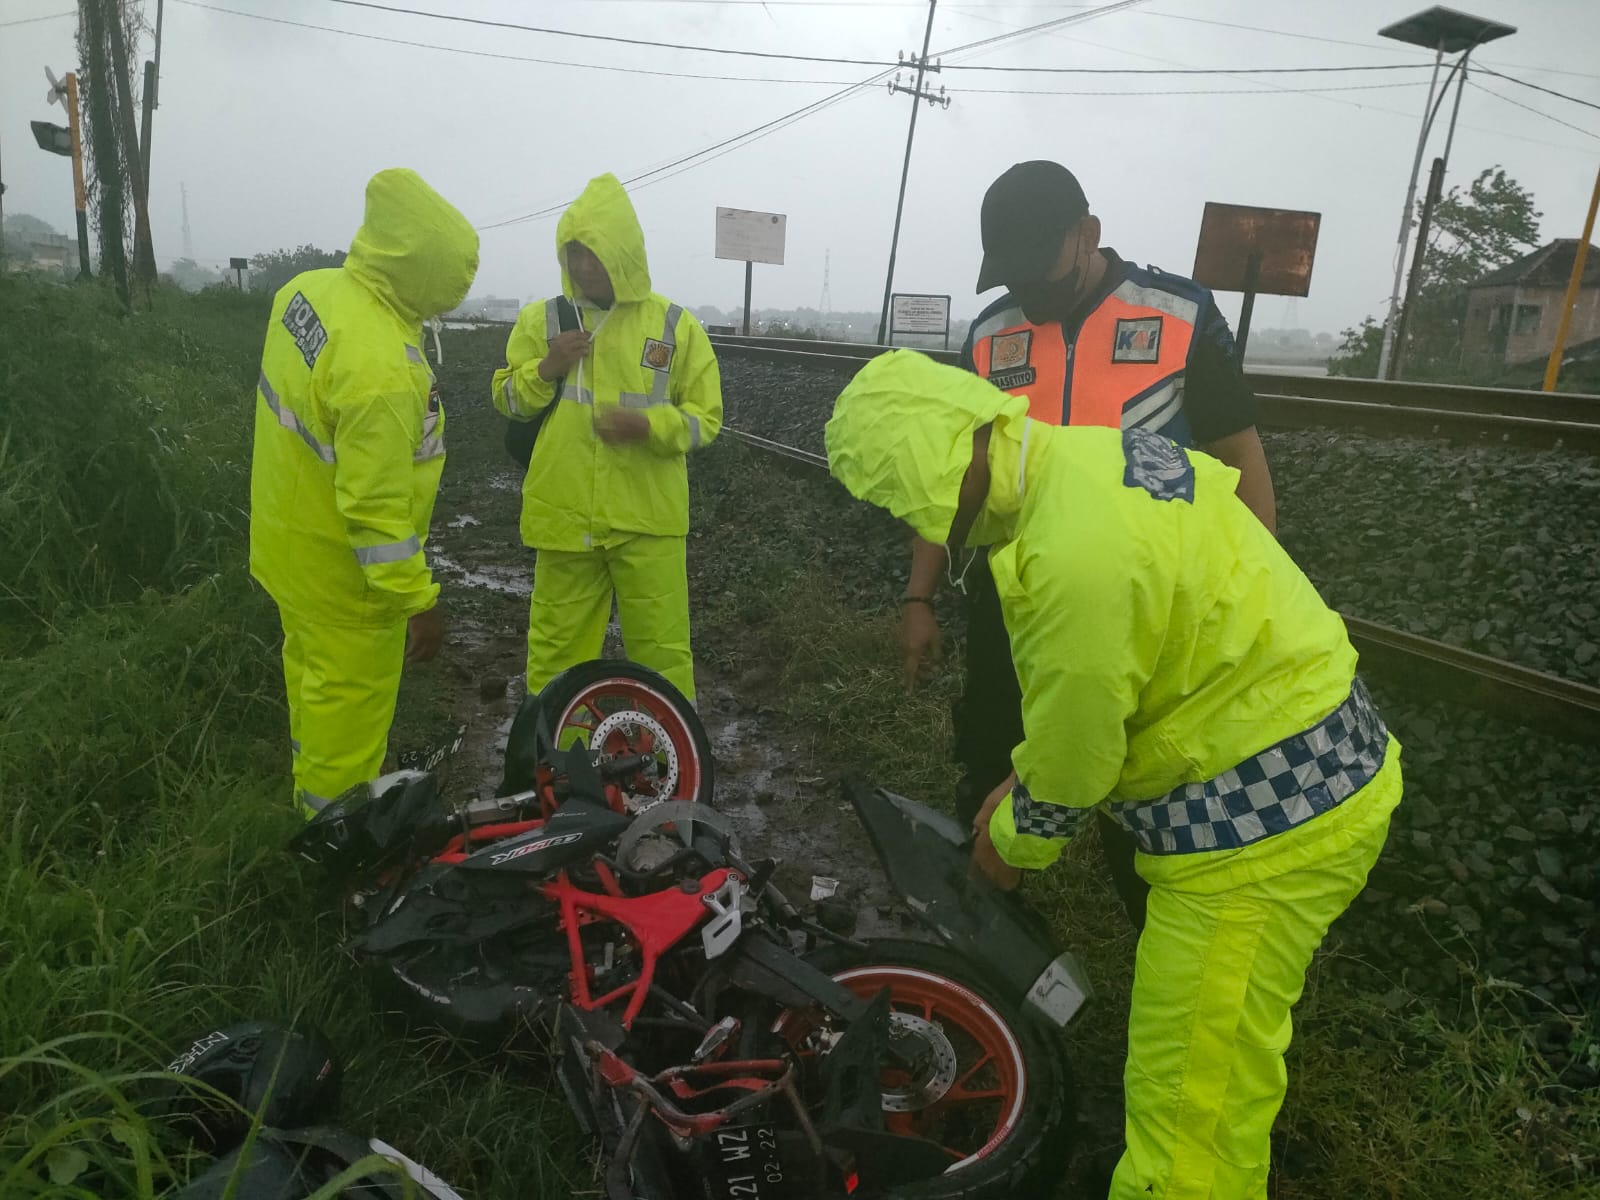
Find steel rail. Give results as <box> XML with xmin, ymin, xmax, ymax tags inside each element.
<box><xmin>720</xmin><ymin>424</ymin><xmax>1600</xmax><ymax>744</ymax></box>
<box><xmin>708</xmin><ymin>335</ymin><xmax>1600</xmax><ymax>453</ymax></box>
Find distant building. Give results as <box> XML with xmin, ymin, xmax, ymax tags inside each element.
<box><xmin>1463</xmin><ymin>239</ymin><xmax>1600</xmax><ymax>367</ymax></box>
<box><xmin>11</xmin><ymin>230</ymin><xmax>76</xmax><ymax>276</ymax></box>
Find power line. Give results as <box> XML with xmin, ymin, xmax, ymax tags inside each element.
<box><xmin>477</xmin><ymin>68</ymin><xmax>893</xmax><ymax>231</ymax></box>
<box><xmin>953</xmin><ymin>80</ymin><xmax>1430</xmax><ymax>98</ymax></box>
<box><xmin>0</xmin><ymin>10</ymin><xmax>74</xmax><ymax>27</ymax></box>
<box><xmin>937</xmin><ymin>60</ymin><xmax>1437</xmax><ymax>75</ymax></box>
<box><xmin>1474</xmin><ymin>65</ymin><xmax>1600</xmax><ymax>115</ymax></box>
<box><xmin>1136</xmin><ymin>10</ymin><xmax>1600</xmax><ymax>83</ymax></box>
<box><xmin>933</xmin><ymin>0</ymin><xmax>1148</xmax><ymax>59</ymax></box>
<box><xmin>172</xmin><ymin>0</ymin><xmax>864</xmax><ymax>85</ymax></box>
<box><xmin>319</xmin><ymin>0</ymin><xmax>896</xmax><ymax>67</ymax></box>
<box><xmin>1468</xmin><ymin>80</ymin><xmax>1600</xmax><ymax>142</ymax></box>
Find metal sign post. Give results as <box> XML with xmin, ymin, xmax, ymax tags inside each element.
<box><xmin>889</xmin><ymin>293</ymin><xmax>952</xmax><ymax>349</ymax></box>
<box><xmin>1192</xmin><ymin>203</ymin><xmax>1321</xmax><ymax>362</ymax></box>
<box><xmin>230</xmin><ymin>256</ymin><xmax>248</xmax><ymax>289</ymax></box>
<box><xmin>715</xmin><ymin>207</ymin><xmax>786</xmax><ymax>336</ymax></box>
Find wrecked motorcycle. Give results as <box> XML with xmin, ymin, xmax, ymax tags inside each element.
<box><xmin>292</xmin><ymin>660</ymin><xmax>1090</xmax><ymax>1198</ymax></box>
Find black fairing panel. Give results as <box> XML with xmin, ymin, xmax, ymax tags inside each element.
<box><xmin>456</xmin><ymin>799</ymin><xmax>630</xmax><ymax>874</ymax></box>
<box><xmin>846</xmin><ymin>779</ymin><xmax>1061</xmax><ymax>1003</ymax></box>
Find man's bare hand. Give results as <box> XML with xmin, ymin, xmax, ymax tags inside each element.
<box><xmin>405</xmin><ymin>603</ymin><xmax>445</xmax><ymax>666</ymax></box>
<box><xmin>539</xmin><ymin>330</ymin><xmax>593</xmax><ymax>379</ymax></box>
<box><xmin>970</xmin><ymin>772</ymin><xmax>1021</xmax><ymax>891</ymax></box>
<box><xmin>595</xmin><ymin>406</ymin><xmax>651</xmax><ymax>445</ymax></box>
<box><xmin>900</xmin><ymin>600</ymin><xmax>942</xmax><ymax>692</ymax></box>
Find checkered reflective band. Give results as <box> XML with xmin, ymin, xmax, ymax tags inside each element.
<box><xmin>1108</xmin><ymin>677</ymin><xmax>1389</xmax><ymax>855</ymax></box>
<box><xmin>1011</xmin><ymin>781</ymin><xmax>1086</xmax><ymax>841</ymax></box>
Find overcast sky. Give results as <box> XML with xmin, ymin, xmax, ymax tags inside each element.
<box><xmin>3</xmin><ymin>0</ymin><xmax>1597</xmax><ymax>334</ymax></box>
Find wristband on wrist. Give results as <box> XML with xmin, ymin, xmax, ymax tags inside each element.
<box><xmin>898</xmin><ymin>595</ymin><xmax>935</xmax><ymax>609</ymax></box>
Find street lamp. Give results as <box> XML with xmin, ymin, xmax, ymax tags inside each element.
<box><xmin>1375</xmin><ymin>6</ymin><xmax>1515</xmax><ymax>380</ymax></box>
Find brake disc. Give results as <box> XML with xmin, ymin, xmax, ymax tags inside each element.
<box><xmin>881</xmin><ymin>1013</ymin><xmax>959</xmax><ymax>1112</ymax></box>
<box><xmin>589</xmin><ymin>709</ymin><xmax>679</xmax><ymax>807</ymax></box>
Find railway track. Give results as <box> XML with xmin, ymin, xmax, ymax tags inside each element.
<box><xmin>708</xmin><ymin>335</ymin><xmax>1600</xmax><ymax>454</ymax></box>
<box><xmin>718</xmin><ymin>424</ymin><xmax>1600</xmax><ymax>744</ymax></box>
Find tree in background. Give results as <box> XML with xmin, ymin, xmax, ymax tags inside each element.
<box><xmin>248</xmin><ymin>245</ymin><xmax>347</xmax><ymax>297</ymax></box>
<box><xmin>75</xmin><ymin>0</ymin><xmax>146</xmax><ymax>305</ymax></box>
<box><xmin>1330</xmin><ymin>167</ymin><xmax>1541</xmax><ymax>380</ymax></box>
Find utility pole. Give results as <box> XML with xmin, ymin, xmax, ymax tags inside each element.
<box><xmin>66</xmin><ymin>74</ymin><xmax>91</xmax><ymax>279</ymax></box>
<box><xmin>105</xmin><ymin>0</ymin><xmax>157</xmax><ymax>290</ymax></box>
<box><xmin>820</xmin><ymin>248</ymin><xmax>832</xmax><ymax>315</ymax></box>
<box><xmin>876</xmin><ymin>0</ymin><xmax>949</xmax><ymax>346</ymax></box>
<box><xmin>1393</xmin><ymin>50</ymin><xmax>1472</xmax><ymax>378</ymax></box>
<box><xmin>1542</xmin><ymin>163</ymin><xmax>1600</xmax><ymax>393</ymax></box>
<box><xmin>139</xmin><ymin>0</ymin><xmax>163</xmax><ymax>199</ymax></box>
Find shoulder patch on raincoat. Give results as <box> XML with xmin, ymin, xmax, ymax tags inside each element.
<box><xmin>1122</xmin><ymin>427</ymin><xmax>1194</xmax><ymax>503</ymax></box>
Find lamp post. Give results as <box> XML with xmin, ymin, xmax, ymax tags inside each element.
<box><xmin>1375</xmin><ymin>6</ymin><xmax>1515</xmax><ymax>381</ymax></box>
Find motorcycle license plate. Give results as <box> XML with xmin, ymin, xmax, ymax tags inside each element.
<box><xmin>703</xmin><ymin>1124</ymin><xmax>792</xmax><ymax>1200</ymax></box>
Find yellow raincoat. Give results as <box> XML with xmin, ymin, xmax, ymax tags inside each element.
<box><xmin>826</xmin><ymin>350</ymin><xmax>1402</xmax><ymax>1200</ymax></box>
<box><xmin>250</xmin><ymin>168</ymin><xmax>479</xmax><ymax>813</ymax></box>
<box><xmin>492</xmin><ymin>174</ymin><xmax>722</xmax><ymax>698</ymax></box>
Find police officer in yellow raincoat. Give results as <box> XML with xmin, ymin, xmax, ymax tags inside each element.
<box><xmin>249</xmin><ymin>168</ymin><xmax>479</xmax><ymax>817</ymax></box>
<box><xmin>492</xmin><ymin>173</ymin><xmax>722</xmax><ymax>700</ymax></box>
<box><xmin>826</xmin><ymin>351</ymin><xmax>1403</xmax><ymax>1200</ymax></box>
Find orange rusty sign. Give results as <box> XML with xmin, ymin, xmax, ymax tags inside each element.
<box><xmin>1191</xmin><ymin>203</ymin><xmax>1321</xmax><ymax>298</ymax></box>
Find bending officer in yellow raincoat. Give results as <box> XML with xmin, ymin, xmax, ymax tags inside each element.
<box><xmin>250</xmin><ymin>169</ymin><xmax>479</xmax><ymax>816</ymax></box>
<box><xmin>492</xmin><ymin>173</ymin><xmax>722</xmax><ymax>700</ymax></box>
<box><xmin>826</xmin><ymin>350</ymin><xmax>1403</xmax><ymax>1200</ymax></box>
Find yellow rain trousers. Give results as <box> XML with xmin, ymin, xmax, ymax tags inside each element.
<box><xmin>249</xmin><ymin>169</ymin><xmax>479</xmax><ymax>815</ymax></box>
<box><xmin>826</xmin><ymin>351</ymin><xmax>1403</xmax><ymax>1200</ymax></box>
<box><xmin>491</xmin><ymin>174</ymin><xmax>722</xmax><ymax>700</ymax></box>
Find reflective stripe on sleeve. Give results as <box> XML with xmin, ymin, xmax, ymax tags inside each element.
<box><xmin>259</xmin><ymin>372</ymin><xmax>336</xmax><ymax>464</ymax></box>
<box><xmin>353</xmin><ymin>535</ymin><xmax>422</xmax><ymax>566</ymax></box>
<box><xmin>404</xmin><ymin>344</ymin><xmax>426</xmax><ymax>365</ymax></box>
<box><xmin>545</xmin><ymin>299</ymin><xmax>562</xmax><ymax>341</ymax></box>
<box><xmin>687</xmin><ymin>413</ymin><xmax>703</xmax><ymax>449</ymax></box>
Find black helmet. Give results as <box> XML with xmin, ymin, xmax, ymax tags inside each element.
<box><xmin>174</xmin><ymin>1127</ymin><xmax>465</xmax><ymax>1200</ymax></box>
<box><xmin>162</xmin><ymin>1021</ymin><xmax>341</xmax><ymax>1152</ymax></box>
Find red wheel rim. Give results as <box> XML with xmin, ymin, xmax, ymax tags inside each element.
<box><xmin>555</xmin><ymin>676</ymin><xmax>705</xmax><ymax>805</ymax></box>
<box><xmin>778</xmin><ymin>964</ymin><xmax>1028</xmax><ymax>1171</ymax></box>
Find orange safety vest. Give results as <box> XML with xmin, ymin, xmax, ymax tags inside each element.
<box><xmin>968</xmin><ymin>259</ymin><xmax>1210</xmax><ymax>443</ymax></box>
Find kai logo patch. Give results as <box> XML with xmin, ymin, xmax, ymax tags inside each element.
<box><xmin>990</xmin><ymin>330</ymin><xmax>1032</xmax><ymax>371</ymax></box>
<box><xmin>1112</xmin><ymin>317</ymin><xmax>1162</xmax><ymax>364</ymax></box>
<box><xmin>641</xmin><ymin>338</ymin><xmax>674</xmax><ymax>371</ymax></box>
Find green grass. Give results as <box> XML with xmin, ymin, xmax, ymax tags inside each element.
<box><xmin>0</xmin><ymin>279</ymin><xmax>590</xmax><ymax>1197</ymax></box>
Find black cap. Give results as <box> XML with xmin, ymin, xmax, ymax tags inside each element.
<box><xmin>976</xmin><ymin>161</ymin><xmax>1090</xmax><ymax>293</ymax></box>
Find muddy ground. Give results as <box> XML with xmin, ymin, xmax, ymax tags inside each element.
<box><xmin>418</xmin><ymin>330</ymin><xmax>905</xmax><ymax>936</ymax></box>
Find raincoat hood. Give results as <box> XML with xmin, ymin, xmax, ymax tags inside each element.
<box><xmin>826</xmin><ymin>350</ymin><xmax>1029</xmax><ymax>545</ymax></box>
<box><xmin>345</xmin><ymin>168</ymin><xmax>479</xmax><ymax>324</ymax></box>
<box><xmin>557</xmin><ymin>173</ymin><xmax>653</xmax><ymax>307</ymax></box>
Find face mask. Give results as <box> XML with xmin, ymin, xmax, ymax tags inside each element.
<box><xmin>1013</xmin><ymin>238</ymin><xmax>1085</xmax><ymax>322</ymax></box>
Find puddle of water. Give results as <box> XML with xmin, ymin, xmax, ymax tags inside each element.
<box><xmin>431</xmin><ymin>551</ymin><xmax>531</xmax><ymax>598</ymax></box>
